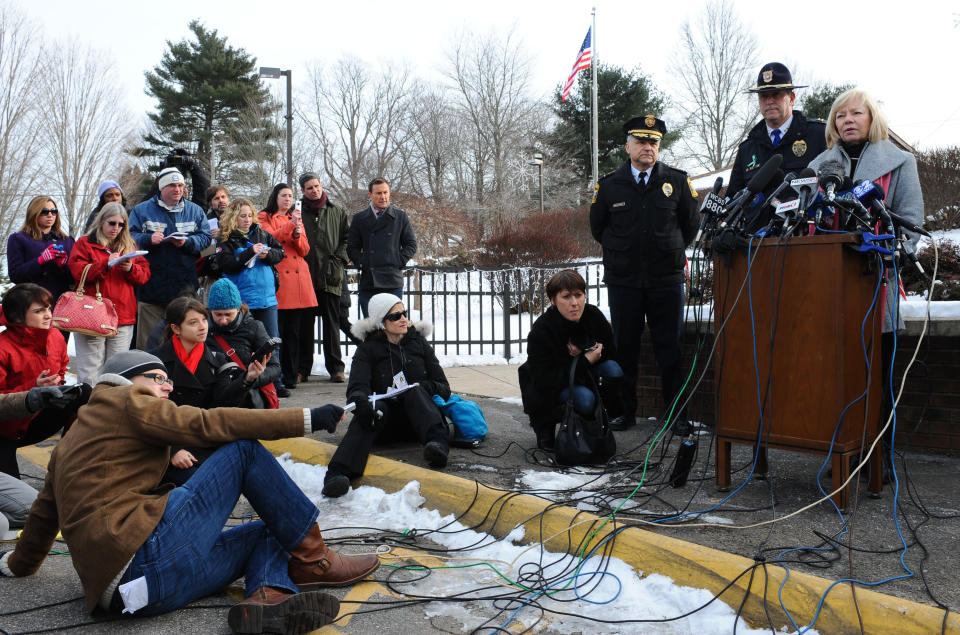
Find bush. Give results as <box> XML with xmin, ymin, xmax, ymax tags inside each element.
<box><xmin>476</xmin><ymin>211</ymin><xmax>584</xmax><ymax>267</ymax></box>
<box><xmin>901</xmin><ymin>239</ymin><xmax>960</xmax><ymax>300</ymax></box>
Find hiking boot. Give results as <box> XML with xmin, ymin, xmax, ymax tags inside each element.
<box><xmin>227</xmin><ymin>586</ymin><xmax>339</xmax><ymax>634</ymax></box>
<box><xmin>423</xmin><ymin>441</ymin><xmax>449</xmax><ymax>468</ymax></box>
<box><xmin>288</xmin><ymin>524</ymin><xmax>380</xmax><ymax>590</ymax></box>
<box><xmin>535</xmin><ymin>427</ymin><xmax>556</xmax><ymax>452</ymax></box>
<box><xmin>329</xmin><ymin>371</ymin><xmax>346</xmax><ymax>383</ymax></box>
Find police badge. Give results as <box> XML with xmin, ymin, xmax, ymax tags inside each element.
<box><xmin>792</xmin><ymin>140</ymin><xmax>807</xmax><ymax>157</ymax></box>
<box><xmin>762</xmin><ymin>70</ymin><xmax>773</xmax><ymax>83</ymax></box>
<box><xmin>644</xmin><ymin>114</ymin><xmax>656</xmax><ymax>128</ymax></box>
<box><xmin>661</xmin><ymin>183</ymin><xmax>673</xmax><ymax>197</ymax></box>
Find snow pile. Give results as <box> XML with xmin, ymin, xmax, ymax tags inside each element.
<box><xmin>277</xmin><ymin>455</ymin><xmax>813</xmax><ymax>634</ymax></box>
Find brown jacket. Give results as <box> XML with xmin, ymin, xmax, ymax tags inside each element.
<box><xmin>7</xmin><ymin>380</ymin><xmax>307</xmax><ymax>612</ymax></box>
<box><xmin>0</xmin><ymin>391</ymin><xmax>30</xmax><ymax>419</ymax></box>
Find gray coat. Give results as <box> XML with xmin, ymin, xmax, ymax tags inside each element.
<box><xmin>347</xmin><ymin>204</ymin><xmax>417</xmax><ymax>290</ymax></box>
<box><xmin>808</xmin><ymin>139</ymin><xmax>925</xmax><ymax>331</ymax></box>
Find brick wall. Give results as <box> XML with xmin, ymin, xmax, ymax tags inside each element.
<box><xmin>633</xmin><ymin>319</ymin><xmax>958</xmax><ymax>454</ymax></box>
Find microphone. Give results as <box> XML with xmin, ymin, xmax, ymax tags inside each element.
<box><xmin>719</xmin><ymin>154</ymin><xmax>783</xmax><ymax>230</ymax></box>
<box><xmin>763</xmin><ymin>171</ymin><xmax>797</xmax><ymax>209</ymax></box>
<box><xmin>695</xmin><ymin>177</ymin><xmax>725</xmax><ymax>244</ymax></box>
<box><xmin>791</xmin><ymin>168</ymin><xmax>819</xmax><ymax>215</ymax></box>
<box><xmin>854</xmin><ymin>180</ymin><xmax>931</xmax><ymax>237</ymax></box>
<box><xmin>817</xmin><ymin>161</ymin><xmax>848</xmax><ymax>201</ymax></box>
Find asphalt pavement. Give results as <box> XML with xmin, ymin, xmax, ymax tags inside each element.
<box><xmin>2</xmin><ymin>365</ymin><xmax>958</xmax><ymax>634</ymax></box>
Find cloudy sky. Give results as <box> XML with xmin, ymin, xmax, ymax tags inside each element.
<box><xmin>20</xmin><ymin>0</ymin><xmax>960</xmax><ymax>159</ymax></box>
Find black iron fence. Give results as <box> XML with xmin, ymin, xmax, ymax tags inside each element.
<box><xmin>337</xmin><ymin>261</ymin><xmax>606</xmax><ymax>360</ymax></box>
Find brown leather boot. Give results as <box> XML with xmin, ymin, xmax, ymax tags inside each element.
<box><xmin>227</xmin><ymin>586</ymin><xmax>339</xmax><ymax>634</ymax></box>
<box><xmin>288</xmin><ymin>524</ymin><xmax>380</xmax><ymax>589</ymax></box>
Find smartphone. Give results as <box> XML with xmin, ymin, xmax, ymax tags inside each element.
<box><xmin>251</xmin><ymin>337</ymin><xmax>281</xmax><ymax>362</ymax></box>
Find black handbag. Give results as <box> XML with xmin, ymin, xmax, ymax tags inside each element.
<box><xmin>554</xmin><ymin>356</ymin><xmax>616</xmax><ymax>466</ymax></box>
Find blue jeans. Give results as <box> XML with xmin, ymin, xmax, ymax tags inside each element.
<box><xmin>559</xmin><ymin>360</ymin><xmax>624</xmax><ymax>417</ymax></box>
<box><xmin>116</xmin><ymin>440</ymin><xmax>319</xmax><ymax>615</ymax></box>
<box><xmin>251</xmin><ymin>306</ymin><xmax>282</xmax><ymax>389</ymax></box>
<box><xmin>358</xmin><ymin>288</ymin><xmax>402</xmax><ymax>318</ymax></box>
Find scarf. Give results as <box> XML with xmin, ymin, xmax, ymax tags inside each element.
<box><xmin>302</xmin><ymin>192</ymin><xmax>328</xmax><ymax>213</ymax></box>
<box><xmin>172</xmin><ymin>334</ymin><xmax>204</xmax><ymax>374</ymax></box>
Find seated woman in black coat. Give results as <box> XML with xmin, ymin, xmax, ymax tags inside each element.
<box><xmin>205</xmin><ymin>278</ymin><xmax>282</xmax><ymax>410</ymax></box>
<box><xmin>519</xmin><ymin>269</ymin><xmax>624</xmax><ymax>451</ymax></box>
<box><xmin>322</xmin><ymin>293</ymin><xmax>451</xmax><ymax>498</ymax></box>
<box><xmin>150</xmin><ymin>294</ymin><xmax>269</xmax><ymax>485</ymax></box>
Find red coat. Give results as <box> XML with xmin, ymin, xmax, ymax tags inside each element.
<box><xmin>0</xmin><ymin>310</ymin><xmax>70</xmax><ymax>439</ymax></box>
<box><xmin>67</xmin><ymin>237</ymin><xmax>150</xmax><ymax>326</ymax></box>
<box><xmin>258</xmin><ymin>211</ymin><xmax>317</xmax><ymax>310</ymax></box>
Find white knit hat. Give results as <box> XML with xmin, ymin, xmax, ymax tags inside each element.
<box><xmin>367</xmin><ymin>293</ymin><xmax>403</xmax><ymax>327</ymax></box>
<box><xmin>158</xmin><ymin>167</ymin><xmax>184</xmax><ymax>190</ymax></box>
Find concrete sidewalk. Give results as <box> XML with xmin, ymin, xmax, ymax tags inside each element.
<box><xmin>442</xmin><ymin>364</ymin><xmax>522</xmax><ymax>400</ymax></box>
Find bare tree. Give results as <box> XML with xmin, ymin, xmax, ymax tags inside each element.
<box><xmin>444</xmin><ymin>27</ymin><xmax>540</xmax><ymax>226</ymax></box>
<box><xmin>669</xmin><ymin>0</ymin><xmax>759</xmax><ymax>171</ymax></box>
<box><xmin>300</xmin><ymin>56</ymin><xmax>417</xmax><ymax>210</ymax></box>
<box><xmin>0</xmin><ymin>4</ymin><xmax>44</xmax><ymax>258</ymax></box>
<box><xmin>41</xmin><ymin>41</ymin><xmax>136</xmax><ymax>235</ymax></box>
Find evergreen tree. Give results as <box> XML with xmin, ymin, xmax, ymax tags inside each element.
<box><xmin>801</xmin><ymin>82</ymin><xmax>854</xmax><ymax>121</ymax></box>
<box><xmin>548</xmin><ymin>64</ymin><xmax>675</xmax><ymax>181</ymax></box>
<box><xmin>142</xmin><ymin>20</ymin><xmax>274</xmax><ymax>182</ymax></box>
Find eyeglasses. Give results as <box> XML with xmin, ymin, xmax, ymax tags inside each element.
<box><xmin>39</xmin><ymin>208</ymin><xmax>58</xmax><ymax>216</ymax></box>
<box><xmin>141</xmin><ymin>373</ymin><xmax>174</xmax><ymax>387</ymax></box>
<box><xmin>105</xmin><ymin>221</ymin><xmax>126</xmax><ymax>228</ymax></box>
<box><xmin>384</xmin><ymin>310</ymin><xmax>407</xmax><ymax>322</ymax></box>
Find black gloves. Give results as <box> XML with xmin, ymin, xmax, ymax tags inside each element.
<box><xmin>351</xmin><ymin>397</ymin><xmax>372</xmax><ymax>421</ymax></box>
<box><xmin>310</xmin><ymin>405</ymin><xmax>344</xmax><ymax>433</ymax></box>
<box><xmin>25</xmin><ymin>384</ymin><xmax>90</xmax><ymax>413</ymax></box>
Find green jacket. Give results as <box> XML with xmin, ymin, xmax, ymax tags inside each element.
<box><xmin>301</xmin><ymin>197</ymin><xmax>349</xmax><ymax>295</ymax></box>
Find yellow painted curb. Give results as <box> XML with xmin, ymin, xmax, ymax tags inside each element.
<box><xmin>289</xmin><ymin>438</ymin><xmax>953</xmax><ymax>632</ymax></box>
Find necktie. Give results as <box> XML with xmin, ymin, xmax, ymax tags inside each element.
<box><xmin>771</xmin><ymin>129</ymin><xmax>782</xmax><ymax>147</ymax></box>
<box><xmin>638</xmin><ymin>172</ymin><xmax>646</xmax><ymax>187</ymax></box>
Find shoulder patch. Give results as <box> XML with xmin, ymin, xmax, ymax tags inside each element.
<box><xmin>686</xmin><ymin>177</ymin><xmax>699</xmax><ymax>198</ymax></box>
<box><xmin>591</xmin><ymin>181</ymin><xmax>599</xmax><ymax>204</ymax></box>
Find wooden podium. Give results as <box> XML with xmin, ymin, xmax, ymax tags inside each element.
<box><xmin>712</xmin><ymin>234</ymin><xmax>883</xmax><ymax>507</ymax></box>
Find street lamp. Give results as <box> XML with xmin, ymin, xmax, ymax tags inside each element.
<box><xmin>527</xmin><ymin>153</ymin><xmax>544</xmax><ymax>214</ymax></box>
<box><xmin>259</xmin><ymin>66</ymin><xmax>294</xmax><ymax>188</ymax></box>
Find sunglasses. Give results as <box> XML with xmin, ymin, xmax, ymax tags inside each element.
<box><xmin>105</xmin><ymin>220</ymin><xmax>126</xmax><ymax>228</ymax></box>
<box><xmin>384</xmin><ymin>310</ymin><xmax>407</xmax><ymax>322</ymax></box>
<box><xmin>141</xmin><ymin>373</ymin><xmax>174</xmax><ymax>387</ymax></box>
<box><xmin>39</xmin><ymin>208</ymin><xmax>58</xmax><ymax>216</ymax></box>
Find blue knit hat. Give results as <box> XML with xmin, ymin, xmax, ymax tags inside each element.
<box><xmin>207</xmin><ymin>278</ymin><xmax>242</xmax><ymax>310</ymax></box>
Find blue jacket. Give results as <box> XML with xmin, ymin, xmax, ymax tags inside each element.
<box><xmin>129</xmin><ymin>196</ymin><xmax>211</xmax><ymax>305</ymax></box>
<box><xmin>217</xmin><ymin>226</ymin><xmax>283</xmax><ymax>310</ymax></box>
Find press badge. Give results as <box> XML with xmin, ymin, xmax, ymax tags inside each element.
<box><xmin>393</xmin><ymin>371</ymin><xmax>408</xmax><ymax>390</ymax></box>
<box><xmin>118</xmin><ymin>576</ymin><xmax>149</xmax><ymax>614</ymax></box>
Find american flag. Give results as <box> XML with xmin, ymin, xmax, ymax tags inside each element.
<box><xmin>561</xmin><ymin>27</ymin><xmax>592</xmax><ymax>102</ymax></box>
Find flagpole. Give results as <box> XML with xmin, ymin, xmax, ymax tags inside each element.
<box><xmin>590</xmin><ymin>7</ymin><xmax>599</xmax><ymax>191</ymax></box>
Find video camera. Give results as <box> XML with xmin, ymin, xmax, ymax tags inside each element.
<box><xmin>159</xmin><ymin>147</ymin><xmax>195</xmax><ymax>172</ymax></box>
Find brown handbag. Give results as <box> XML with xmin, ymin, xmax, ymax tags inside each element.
<box><xmin>52</xmin><ymin>264</ymin><xmax>119</xmax><ymax>337</ymax></box>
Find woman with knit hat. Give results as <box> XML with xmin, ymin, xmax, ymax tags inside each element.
<box><xmin>322</xmin><ymin>293</ymin><xmax>451</xmax><ymax>498</ymax></box>
<box><xmin>205</xmin><ymin>278</ymin><xmax>281</xmax><ymax>410</ymax></box>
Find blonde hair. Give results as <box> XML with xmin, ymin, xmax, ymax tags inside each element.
<box><xmin>825</xmin><ymin>88</ymin><xmax>889</xmax><ymax>148</ymax></box>
<box><xmin>86</xmin><ymin>202</ymin><xmax>136</xmax><ymax>253</ymax></box>
<box><xmin>218</xmin><ymin>197</ymin><xmax>257</xmax><ymax>242</ymax></box>
<box><xmin>21</xmin><ymin>196</ymin><xmax>66</xmax><ymax>240</ymax></box>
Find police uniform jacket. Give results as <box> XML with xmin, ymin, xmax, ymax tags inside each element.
<box><xmin>728</xmin><ymin>110</ymin><xmax>827</xmax><ymax>193</ymax></box>
<box><xmin>589</xmin><ymin>160</ymin><xmax>698</xmax><ymax>288</ymax></box>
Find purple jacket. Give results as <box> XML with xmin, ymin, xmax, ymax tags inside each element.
<box><xmin>6</xmin><ymin>231</ymin><xmax>75</xmax><ymax>298</ymax></box>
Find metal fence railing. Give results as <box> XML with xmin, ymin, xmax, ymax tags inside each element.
<box><xmin>334</xmin><ymin>261</ymin><xmax>605</xmax><ymax>361</ymax></box>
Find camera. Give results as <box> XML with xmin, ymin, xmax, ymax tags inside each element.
<box><xmin>159</xmin><ymin>148</ymin><xmax>194</xmax><ymax>172</ymax></box>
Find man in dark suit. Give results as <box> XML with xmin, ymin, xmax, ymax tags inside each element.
<box><xmin>347</xmin><ymin>178</ymin><xmax>417</xmax><ymax>317</ymax></box>
<box><xmin>728</xmin><ymin>62</ymin><xmax>826</xmax><ymax>193</ymax></box>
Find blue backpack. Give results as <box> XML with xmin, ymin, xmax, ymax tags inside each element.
<box><xmin>432</xmin><ymin>394</ymin><xmax>487</xmax><ymax>446</ymax></box>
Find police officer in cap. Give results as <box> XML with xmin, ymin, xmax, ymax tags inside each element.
<box><xmin>589</xmin><ymin>115</ymin><xmax>699</xmax><ymax>433</ymax></box>
<box><xmin>728</xmin><ymin>62</ymin><xmax>827</xmax><ymax>193</ymax></box>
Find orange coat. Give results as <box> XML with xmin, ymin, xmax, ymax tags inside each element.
<box><xmin>258</xmin><ymin>211</ymin><xmax>317</xmax><ymax>310</ymax></box>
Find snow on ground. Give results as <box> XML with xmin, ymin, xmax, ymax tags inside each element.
<box><xmin>276</xmin><ymin>455</ymin><xmax>814</xmax><ymax>634</ymax></box>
